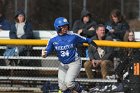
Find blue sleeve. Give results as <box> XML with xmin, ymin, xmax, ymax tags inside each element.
<box><xmin>75</xmin><ymin>34</ymin><xmax>92</xmax><ymax>44</ymax></box>
<box><xmin>76</xmin><ymin>34</ymin><xmax>98</xmax><ymax>48</ymax></box>
<box><xmin>45</xmin><ymin>39</ymin><xmax>54</xmax><ymax>56</ymax></box>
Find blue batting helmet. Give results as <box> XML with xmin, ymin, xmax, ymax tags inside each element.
<box><xmin>54</xmin><ymin>17</ymin><xmax>69</xmax><ymax>32</ymax></box>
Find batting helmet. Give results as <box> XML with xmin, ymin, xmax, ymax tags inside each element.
<box><xmin>54</xmin><ymin>17</ymin><xmax>69</xmax><ymax>32</ymax></box>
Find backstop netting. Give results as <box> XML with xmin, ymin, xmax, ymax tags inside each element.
<box><xmin>0</xmin><ymin>39</ymin><xmax>140</xmax><ymax>93</ymax></box>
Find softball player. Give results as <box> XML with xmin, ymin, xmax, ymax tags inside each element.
<box><xmin>42</xmin><ymin>17</ymin><xmax>98</xmax><ymax>93</ymax></box>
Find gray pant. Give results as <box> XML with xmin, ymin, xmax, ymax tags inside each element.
<box><xmin>58</xmin><ymin>59</ymin><xmax>82</xmax><ymax>91</ymax></box>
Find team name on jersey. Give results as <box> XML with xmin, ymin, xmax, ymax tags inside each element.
<box><xmin>55</xmin><ymin>44</ymin><xmax>74</xmax><ymax>50</ymax></box>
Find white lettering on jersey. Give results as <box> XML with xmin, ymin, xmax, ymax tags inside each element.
<box><xmin>55</xmin><ymin>44</ymin><xmax>74</xmax><ymax>50</ymax></box>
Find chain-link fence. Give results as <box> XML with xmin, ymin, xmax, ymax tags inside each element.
<box><xmin>0</xmin><ymin>0</ymin><xmax>140</xmax><ymax>93</ymax></box>
<box><xmin>0</xmin><ymin>38</ymin><xmax>140</xmax><ymax>93</ymax></box>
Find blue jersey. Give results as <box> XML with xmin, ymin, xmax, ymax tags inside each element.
<box><xmin>46</xmin><ymin>33</ymin><xmax>92</xmax><ymax>64</ymax></box>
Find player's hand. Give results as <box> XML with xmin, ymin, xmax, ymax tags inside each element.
<box><xmin>42</xmin><ymin>49</ymin><xmax>47</xmax><ymax>58</ymax></box>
